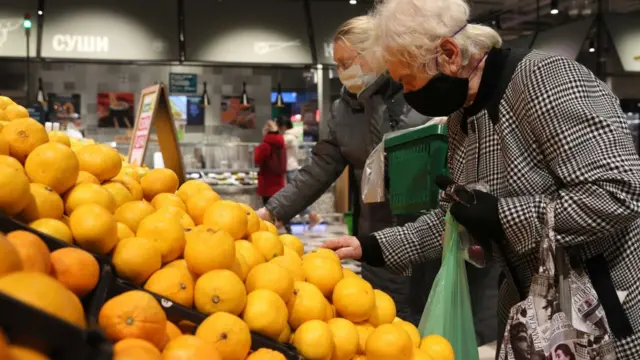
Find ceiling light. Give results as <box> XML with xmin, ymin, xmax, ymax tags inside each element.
<box><xmin>550</xmin><ymin>0</ymin><xmax>559</xmax><ymax>14</ymax></box>
<box><xmin>349</xmin><ymin>0</ymin><xmax>357</xmax><ymax>4</ymax></box>
<box><xmin>588</xmin><ymin>39</ymin><xmax>595</xmax><ymax>53</ymax></box>
<box><xmin>38</xmin><ymin>10</ymin><xmax>43</xmax><ymax>15</ymax></box>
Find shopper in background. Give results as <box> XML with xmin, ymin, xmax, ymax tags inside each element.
<box><xmin>254</xmin><ymin>120</ymin><xmax>287</xmax><ymax>208</ymax></box>
<box><xmin>324</xmin><ymin>0</ymin><xmax>640</xmax><ymax>356</ymax></box>
<box><xmin>276</xmin><ymin>117</ymin><xmax>322</xmax><ymax>229</ymax></box>
<box><xmin>257</xmin><ymin>15</ymin><xmax>430</xmax><ymax>323</ymax></box>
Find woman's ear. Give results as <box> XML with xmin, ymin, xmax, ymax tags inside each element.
<box><xmin>438</xmin><ymin>38</ymin><xmax>463</xmax><ymax>76</ymax></box>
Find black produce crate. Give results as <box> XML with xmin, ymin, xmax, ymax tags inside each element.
<box><xmin>99</xmin><ymin>278</ymin><xmax>303</xmax><ymax>360</ymax></box>
<box><xmin>0</xmin><ymin>293</ymin><xmax>113</xmax><ymax>360</ymax></box>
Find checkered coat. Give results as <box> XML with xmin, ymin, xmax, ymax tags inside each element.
<box><xmin>373</xmin><ymin>51</ymin><xmax>640</xmax><ymax>358</ymax></box>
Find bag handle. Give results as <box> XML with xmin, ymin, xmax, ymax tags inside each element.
<box><xmin>541</xmin><ymin>199</ymin><xmax>572</xmax><ymax>322</ymax></box>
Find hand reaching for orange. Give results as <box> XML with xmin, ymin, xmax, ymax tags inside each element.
<box><xmin>322</xmin><ymin>236</ymin><xmax>362</xmax><ymax>261</ymax></box>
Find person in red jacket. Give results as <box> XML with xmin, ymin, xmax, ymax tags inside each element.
<box><xmin>254</xmin><ymin>120</ymin><xmax>287</xmax><ymax>205</ymax></box>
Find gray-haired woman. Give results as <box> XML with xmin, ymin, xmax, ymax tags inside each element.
<box><xmin>325</xmin><ymin>0</ymin><xmax>640</xmax><ymax>357</ymax></box>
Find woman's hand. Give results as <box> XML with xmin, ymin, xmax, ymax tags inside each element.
<box><xmin>256</xmin><ymin>207</ymin><xmax>273</xmax><ymax>222</ymax></box>
<box><xmin>322</xmin><ymin>236</ymin><xmax>362</xmax><ymax>260</ymax></box>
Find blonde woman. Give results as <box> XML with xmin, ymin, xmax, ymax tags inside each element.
<box><xmin>258</xmin><ymin>15</ymin><xmax>430</xmax><ymax>322</ymax></box>
<box><xmin>325</xmin><ymin>0</ymin><xmax>640</xmax><ymax>356</ymax></box>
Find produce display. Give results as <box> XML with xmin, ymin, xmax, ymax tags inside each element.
<box><xmin>0</xmin><ymin>95</ymin><xmax>454</xmax><ymax>360</ymax></box>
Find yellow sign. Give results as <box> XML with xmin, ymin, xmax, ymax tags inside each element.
<box><xmin>128</xmin><ymin>84</ymin><xmax>186</xmax><ymax>184</ymax></box>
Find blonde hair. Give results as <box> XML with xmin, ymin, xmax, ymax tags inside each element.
<box><xmin>369</xmin><ymin>0</ymin><xmax>503</xmax><ymax>73</ymax></box>
<box><xmin>334</xmin><ymin>15</ymin><xmax>375</xmax><ymax>55</ymax></box>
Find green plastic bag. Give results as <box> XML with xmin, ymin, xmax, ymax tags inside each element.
<box><xmin>418</xmin><ymin>213</ymin><xmax>479</xmax><ymax>360</ymax></box>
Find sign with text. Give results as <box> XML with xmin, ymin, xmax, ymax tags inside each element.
<box><xmin>309</xmin><ymin>2</ymin><xmax>371</xmax><ymax>64</ymax></box>
<box><xmin>185</xmin><ymin>0</ymin><xmax>312</xmax><ymax>64</ymax></box>
<box><xmin>532</xmin><ymin>17</ymin><xmax>595</xmax><ymax>60</ymax></box>
<box><xmin>0</xmin><ymin>0</ymin><xmax>38</xmax><ymax>58</ymax></box>
<box><xmin>129</xmin><ymin>84</ymin><xmax>185</xmax><ymax>184</ymax></box>
<box><xmin>605</xmin><ymin>12</ymin><xmax>640</xmax><ymax>72</ymax></box>
<box><xmin>41</xmin><ymin>0</ymin><xmax>178</xmax><ymax>61</ymax></box>
<box><xmin>169</xmin><ymin>73</ymin><xmax>198</xmax><ymax>94</ymax></box>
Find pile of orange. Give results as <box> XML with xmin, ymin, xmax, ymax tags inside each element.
<box><xmin>0</xmin><ymin>94</ymin><xmax>455</xmax><ymax>360</ymax></box>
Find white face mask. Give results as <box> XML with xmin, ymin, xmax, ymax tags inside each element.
<box><xmin>338</xmin><ymin>63</ymin><xmax>378</xmax><ymax>95</ymax></box>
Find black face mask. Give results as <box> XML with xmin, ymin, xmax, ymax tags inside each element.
<box><xmin>403</xmin><ymin>74</ymin><xmax>469</xmax><ymax>117</ymax></box>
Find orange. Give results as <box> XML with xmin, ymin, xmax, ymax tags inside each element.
<box><xmin>0</xmin><ymin>154</ymin><xmax>24</xmax><ymax>172</ymax></box>
<box><xmin>76</xmin><ymin>143</ymin><xmax>122</xmax><ymax>181</ymax></box>
<box><xmin>245</xmin><ymin>262</ymin><xmax>294</xmax><ymax>303</ymax></box>
<box><xmin>165</xmin><ymin>321</ymin><xmax>182</xmax><ymax>341</ymax></box>
<box><xmin>186</xmin><ymin>190</ymin><xmax>221</xmax><ymax>225</ymax></box>
<box><xmin>48</xmin><ymin>131</ymin><xmax>71</xmax><ymax>147</ymax></box>
<box><xmin>4</xmin><ymin>103</ymin><xmax>29</xmax><ymax>120</ymax></box>
<box><xmin>234</xmin><ymin>240</ymin><xmax>265</xmax><ymax>271</ymax></box>
<box><xmin>151</xmin><ymin>193</ymin><xmax>186</xmax><ymax>211</ymax></box>
<box><xmin>354</xmin><ymin>323</ymin><xmax>375</xmax><ymax>354</ymax></box>
<box><xmin>112</xmin><ymin>237</ymin><xmax>162</xmax><ymax>285</ymax></box>
<box><xmin>264</xmin><ymin>221</ymin><xmax>278</xmax><ymax>235</ymax></box>
<box><xmin>50</xmin><ymin>248</ymin><xmax>100</xmax><ymax>297</ymax></box>
<box><xmin>248</xmin><ymin>231</ymin><xmax>284</xmax><ymax>261</ymax></box>
<box><xmin>164</xmin><ymin>259</ymin><xmax>198</xmax><ymax>284</ymax></box>
<box><xmin>140</xmin><ymin>168</ymin><xmax>179</xmax><ymax>201</ymax></box>
<box><xmin>154</xmin><ymin>206</ymin><xmax>195</xmax><ymax>229</ymax></box>
<box><xmin>136</xmin><ymin>213</ymin><xmax>185</xmax><ymax>264</ymax></box>
<box><xmin>144</xmin><ymin>266</ymin><xmax>194</xmax><ymax>308</ymax></box>
<box><xmin>194</xmin><ymin>269</ymin><xmax>246</xmax><ymax>316</ymax></box>
<box><xmin>162</xmin><ymin>335</ymin><xmax>221</xmax><ymax>360</ymax></box>
<box><xmin>113</xmin><ymin>338</ymin><xmax>162</xmax><ymax>360</ymax></box>
<box><xmin>75</xmin><ymin>170</ymin><xmax>100</xmax><ymax>185</ymax></box>
<box><xmin>292</xmin><ymin>320</ymin><xmax>334</xmax><ymax>360</ymax></box>
<box><xmin>25</xmin><ymin>142</ymin><xmax>79</xmax><ymax>194</ymax></box>
<box><xmin>20</xmin><ymin>183</ymin><xmax>64</xmax><ymax>222</ymax></box>
<box><xmin>304</xmin><ymin>248</ymin><xmax>341</xmax><ymax>266</ymax></box>
<box><xmin>111</xmin><ymin>174</ymin><xmax>143</xmax><ymax>201</ymax></box>
<box><xmin>118</xmin><ymin>166</ymin><xmax>141</xmax><ymax>183</ymax></box>
<box><xmin>279</xmin><ymin>234</ymin><xmax>304</xmax><ymax>257</ymax></box>
<box><xmin>184</xmin><ymin>228</ymin><xmax>235</xmax><ymax>276</ymax></box>
<box><xmin>203</xmin><ymin>200</ymin><xmax>248</xmax><ymax>240</ymax></box>
<box><xmin>328</xmin><ymin>318</ymin><xmax>359</xmax><ymax>360</ymax></box>
<box><xmin>332</xmin><ymin>277</ymin><xmax>375</xmax><ymax>323</ymax></box>
<box><xmin>114</xmin><ymin>200</ymin><xmax>155</xmax><ymax>233</ymax></box>
<box><xmin>246</xmin><ymin>349</ymin><xmax>287</xmax><ymax>360</ymax></box>
<box><xmin>69</xmin><ymin>203</ymin><xmax>119</xmax><ymax>255</ymax></box>
<box><xmin>0</xmin><ymin>133</ymin><xmax>9</xmax><ymax>155</ymax></box>
<box><xmin>230</xmin><ymin>252</ymin><xmax>249</xmax><ymax>282</ymax></box>
<box><xmin>419</xmin><ymin>335</ymin><xmax>454</xmax><ymax>360</ymax></box>
<box><xmin>0</xmin><ymin>271</ymin><xmax>86</xmax><ymax>328</ymax></box>
<box><xmin>196</xmin><ymin>311</ymin><xmax>251</xmax><ymax>360</ymax></box>
<box><xmin>259</xmin><ymin>221</ymin><xmax>268</xmax><ymax>232</ymax></box>
<box><xmin>102</xmin><ymin>181</ymin><xmax>133</xmax><ymax>209</ymax></box>
<box><xmin>117</xmin><ymin>222</ymin><xmax>135</xmax><ymax>241</ymax></box>
<box><xmin>99</xmin><ymin>290</ymin><xmax>167</xmax><ymax>349</ymax></box>
<box><xmin>287</xmin><ymin>281</ymin><xmax>328</xmax><ymax>330</ymax></box>
<box><xmin>394</xmin><ymin>320</ymin><xmax>421</xmax><ymax>348</ymax></box>
<box><xmin>302</xmin><ymin>255</ymin><xmax>344</xmax><ymax>298</ymax></box>
<box><xmin>2</xmin><ymin>118</ymin><xmax>49</xmax><ymax>163</ymax></box>
<box><xmin>343</xmin><ymin>268</ymin><xmax>359</xmax><ymax>279</ymax></box>
<box><xmin>6</xmin><ymin>230</ymin><xmax>51</xmax><ymax>274</ymax></box>
<box><xmin>238</xmin><ymin>203</ymin><xmax>261</xmax><ymax>237</ymax></box>
<box><xmin>270</xmin><ymin>253</ymin><xmax>304</xmax><ymax>282</ymax></box>
<box><xmin>29</xmin><ymin>218</ymin><xmax>73</xmax><ymax>244</ymax></box>
<box><xmin>0</xmin><ymin>164</ymin><xmax>31</xmax><ymax>216</ymax></box>
<box><xmin>7</xmin><ymin>345</ymin><xmax>50</xmax><ymax>360</ymax></box>
<box><xmin>176</xmin><ymin>180</ymin><xmax>213</xmax><ymax>204</ymax></box>
<box><xmin>0</xmin><ymin>95</ymin><xmax>14</xmax><ymax>110</ymax></box>
<box><xmin>279</xmin><ymin>324</ymin><xmax>291</xmax><ymax>344</ymax></box>
<box><xmin>365</xmin><ymin>324</ymin><xmax>414</xmax><ymax>360</ymax></box>
<box><xmin>0</xmin><ymin>235</ymin><xmax>23</xmax><ymax>277</ymax></box>
<box><xmin>64</xmin><ymin>183</ymin><xmax>117</xmax><ymax>214</ymax></box>
<box><xmin>242</xmin><ymin>289</ymin><xmax>288</xmax><ymax>340</ymax></box>
<box><xmin>368</xmin><ymin>290</ymin><xmax>397</xmax><ymax>327</ymax></box>
<box><xmin>413</xmin><ymin>349</ymin><xmax>435</xmax><ymax>360</ymax></box>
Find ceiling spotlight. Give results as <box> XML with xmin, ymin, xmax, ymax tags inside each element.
<box><xmin>550</xmin><ymin>0</ymin><xmax>559</xmax><ymax>14</ymax></box>
<box><xmin>588</xmin><ymin>39</ymin><xmax>595</xmax><ymax>53</ymax></box>
<box><xmin>37</xmin><ymin>10</ymin><xmax>43</xmax><ymax>15</ymax></box>
<box><xmin>349</xmin><ymin>0</ymin><xmax>357</xmax><ymax>4</ymax></box>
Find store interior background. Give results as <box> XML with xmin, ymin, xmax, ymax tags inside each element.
<box><xmin>0</xmin><ymin>0</ymin><xmax>639</xmax><ymax>213</ymax></box>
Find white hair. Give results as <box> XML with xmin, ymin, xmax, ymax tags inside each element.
<box><xmin>369</xmin><ymin>0</ymin><xmax>503</xmax><ymax>73</ymax></box>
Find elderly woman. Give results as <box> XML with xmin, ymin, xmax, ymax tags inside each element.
<box><xmin>325</xmin><ymin>0</ymin><xmax>640</xmax><ymax>356</ymax></box>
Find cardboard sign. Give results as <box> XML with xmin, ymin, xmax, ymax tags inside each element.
<box><xmin>128</xmin><ymin>84</ymin><xmax>186</xmax><ymax>184</ymax></box>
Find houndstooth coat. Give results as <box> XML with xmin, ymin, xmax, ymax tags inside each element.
<box><xmin>372</xmin><ymin>50</ymin><xmax>640</xmax><ymax>358</ymax></box>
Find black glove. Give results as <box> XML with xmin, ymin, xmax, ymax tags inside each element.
<box><xmin>435</xmin><ymin>176</ymin><xmax>504</xmax><ymax>248</ymax></box>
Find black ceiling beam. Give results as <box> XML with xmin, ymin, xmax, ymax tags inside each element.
<box><xmin>302</xmin><ymin>0</ymin><xmax>318</xmax><ymax>64</ymax></box>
